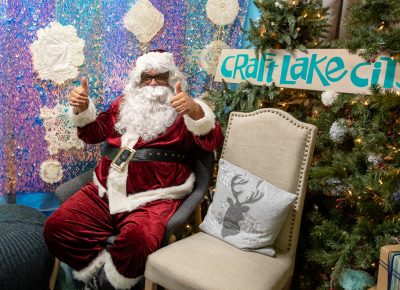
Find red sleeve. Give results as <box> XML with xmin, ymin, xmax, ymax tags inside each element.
<box><xmin>77</xmin><ymin>98</ymin><xmax>121</xmax><ymax>144</ymax></box>
<box><xmin>191</xmin><ymin>121</ymin><xmax>224</xmax><ymax>152</ymax></box>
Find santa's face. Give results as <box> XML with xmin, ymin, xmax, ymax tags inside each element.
<box><xmin>115</xmin><ymin>68</ymin><xmax>178</xmax><ymax>141</ymax></box>
<box><xmin>140</xmin><ymin>70</ymin><xmax>170</xmax><ymax>87</ymax></box>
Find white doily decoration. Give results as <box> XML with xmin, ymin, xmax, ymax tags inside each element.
<box><xmin>30</xmin><ymin>21</ymin><xmax>85</xmax><ymax>84</ymax></box>
<box><xmin>124</xmin><ymin>0</ymin><xmax>164</xmax><ymax>43</ymax></box>
<box><xmin>206</xmin><ymin>0</ymin><xmax>239</xmax><ymax>26</ymax></box>
<box><xmin>40</xmin><ymin>159</ymin><xmax>63</xmax><ymax>184</ymax></box>
<box><xmin>199</xmin><ymin>40</ymin><xmax>230</xmax><ymax>75</ymax></box>
<box><xmin>40</xmin><ymin>104</ymin><xmax>84</xmax><ymax>155</ymax></box>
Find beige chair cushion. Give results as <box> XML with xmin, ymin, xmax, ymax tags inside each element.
<box><xmin>145</xmin><ymin>232</ymin><xmax>294</xmax><ymax>290</ymax></box>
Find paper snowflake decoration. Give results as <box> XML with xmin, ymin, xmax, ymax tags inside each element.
<box><xmin>206</xmin><ymin>0</ymin><xmax>239</xmax><ymax>26</ymax></box>
<box><xmin>124</xmin><ymin>0</ymin><xmax>164</xmax><ymax>43</ymax></box>
<box><xmin>30</xmin><ymin>21</ymin><xmax>85</xmax><ymax>84</ymax></box>
<box><xmin>199</xmin><ymin>40</ymin><xmax>229</xmax><ymax>75</ymax></box>
<box><xmin>40</xmin><ymin>103</ymin><xmax>84</xmax><ymax>155</ymax></box>
<box><xmin>40</xmin><ymin>159</ymin><xmax>63</xmax><ymax>184</ymax></box>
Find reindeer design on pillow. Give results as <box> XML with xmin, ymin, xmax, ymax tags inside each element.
<box><xmin>221</xmin><ymin>174</ymin><xmax>265</xmax><ymax>238</ymax></box>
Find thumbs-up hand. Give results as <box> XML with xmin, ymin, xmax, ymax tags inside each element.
<box><xmin>69</xmin><ymin>76</ymin><xmax>90</xmax><ymax>114</ymax></box>
<box><xmin>171</xmin><ymin>81</ymin><xmax>204</xmax><ymax>120</ymax></box>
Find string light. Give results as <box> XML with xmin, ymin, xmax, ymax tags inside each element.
<box><xmin>379</xmin><ymin>22</ymin><xmax>385</xmax><ymax>30</ymax></box>
<box><xmin>355</xmin><ymin>138</ymin><xmax>363</xmax><ymax>144</ymax></box>
<box><xmin>379</xmin><ymin>179</ymin><xmax>383</xmax><ymax>185</ymax></box>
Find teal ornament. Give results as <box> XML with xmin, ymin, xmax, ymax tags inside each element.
<box><xmin>338</xmin><ymin>268</ymin><xmax>375</xmax><ymax>290</ymax></box>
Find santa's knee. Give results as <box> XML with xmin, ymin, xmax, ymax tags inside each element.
<box><xmin>43</xmin><ymin>211</ymin><xmax>65</xmax><ymax>250</ymax></box>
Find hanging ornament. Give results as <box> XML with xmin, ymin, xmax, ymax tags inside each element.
<box><xmin>329</xmin><ymin>119</ymin><xmax>349</xmax><ymax>144</ymax></box>
<box><xmin>40</xmin><ymin>104</ymin><xmax>85</xmax><ymax>155</ymax></box>
<box><xmin>199</xmin><ymin>40</ymin><xmax>229</xmax><ymax>75</ymax></box>
<box><xmin>30</xmin><ymin>21</ymin><xmax>85</xmax><ymax>84</ymax></box>
<box><xmin>123</xmin><ymin>0</ymin><xmax>164</xmax><ymax>45</ymax></box>
<box><xmin>206</xmin><ymin>0</ymin><xmax>239</xmax><ymax>26</ymax></box>
<box><xmin>392</xmin><ymin>182</ymin><xmax>400</xmax><ymax>212</ymax></box>
<box><xmin>367</xmin><ymin>153</ymin><xmax>382</xmax><ymax>166</ymax></box>
<box><xmin>274</xmin><ymin>1</ymin><xmax>283</xmax><ymax>9</ymax></box>
<box><xmin>324</xmin><ymin>178</ymin><xmax>347</xmax><ymax>197</ymax></box>
<box><xmin>338</xmin><ymin>268</ymin><xmax>375</xmax><ymax>290</ymax></box>
<box><xmin>40</xmin><ymin>159</ymin><xmax>63</xmax><ymax>184</ymax></box>
<box><xmin>321</xmin><ymin>90</ymin><xmax>338</xmax><ymax>107</ymax></box>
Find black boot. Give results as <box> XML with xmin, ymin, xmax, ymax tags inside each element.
<box><xmin>85</xmin><ymin>266</ymin><xmax>116</xmax><ymax>290</ymax></box>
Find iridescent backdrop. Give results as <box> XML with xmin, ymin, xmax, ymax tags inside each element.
<box><xmin>0</xmin><ymin>0</ymin><xmax>248</xmax><ymax>195</ymax></box>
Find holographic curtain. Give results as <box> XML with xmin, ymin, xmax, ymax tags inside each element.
<box><xmin>0</xmin><ymin>0</ymin><xmax>248</xmax><ymax>195</ymax></box>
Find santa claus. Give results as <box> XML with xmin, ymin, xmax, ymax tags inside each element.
<box><xmin>44</xmin><ymin>50</ymin><xmax>224</xmax><ymax>290</ymax></box>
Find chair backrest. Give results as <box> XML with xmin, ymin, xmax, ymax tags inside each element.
<box><xmin>221</xmin><ymin>109</ymin><xmax>317</xmax><ymax>257</ymax></box>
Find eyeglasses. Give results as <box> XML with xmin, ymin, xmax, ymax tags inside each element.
<box><xmin>141</xmin><ymin>72</ymin><xmax>169</xmax><ymax>85</ymax></box>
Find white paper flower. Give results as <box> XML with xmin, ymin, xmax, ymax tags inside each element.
<box><xmin>124</xmin><ymin>0</ymin><xmax>164</xmax><ymax>43</ymax></box>
<box><xmin>199</xmin><ymin>40</ymin><xmax>230</xmax><ymax>75</ymax></box>
<box><xmin>40</xmin><ymin>103</ymin><xmax>84</xmax><ymax>155</ymax></box>
<box><xmin>329</xmin><ymin>119</ymin><xmax>348</xmax><ymax>144</ymax></box>
<box><xmin>206</xmin><ymin>0</ymin><xmax>239</xmax><ymax>26</ymax></box>
<box><xmin>40</xmin><ymin>159</ymin><xmax>63</xmax><ymax>184</ymax></box>
<box><xmin>321</xmin><ymin>90</ymin><xmax>339</xmax><ymax>107</ymax></box>
<box><xmin>30</xmin><ymin>21</ymin><xmax>85</xmax><ymax>84</ymax></box>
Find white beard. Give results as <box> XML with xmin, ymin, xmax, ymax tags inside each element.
<box><xmin>115</xmin><ymin>85</ymin><xmax>178</xmax><ymax>141</ymax></box>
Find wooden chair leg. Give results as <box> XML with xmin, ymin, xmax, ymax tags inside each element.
<box><xmin>145</xmin><ymin>278</ymin><xmax>157</xmax><ymax>290</ymax></box>
<box><xmin>195</xmin><ymin>203</ymin><xmax>202</xmax><ymax>232</ymax></box>
<box><xmin>49</xmin><ymin>257</ymin><xmax>61</xmax><ymax>290</ymax></box>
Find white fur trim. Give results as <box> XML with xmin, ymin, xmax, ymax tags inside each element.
<box><xmin>183</xmin><ymin>99</ymin><xmax>216</xmax><ymax>136</ymax></box>
<box><xmin>107</xmin><ymin>173</ymin><xmax>195</xmax><ymax>214</ymax></box>
<box><xmin>73</xmin><ymin>250</ymin><xmax>106</xmax><ymax>283</ymax></box>
<box><xmin>69</xmin><ymin>99</ymin><xmax>96</xmax><ymax>127</ymax></box>
<box><xmin>104</xmin><ymin>251</ymin><xmax>142</xmax><ymax>289</ymax></box>
<box><xmin>93</xmin><ymin>172</ymin><xmax>107</xmax><ymax>198</ymax></box>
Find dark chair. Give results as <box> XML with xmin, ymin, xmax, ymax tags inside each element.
<box><xmin>49</xmin><ymin>144</ymin><xmax>214</xmax><ymax>289</ymax></box>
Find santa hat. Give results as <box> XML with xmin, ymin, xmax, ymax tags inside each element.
<box><xmin>124</xmin><ymin>50</ymin><xmax>188</xmax><ymax>94</ymax></box>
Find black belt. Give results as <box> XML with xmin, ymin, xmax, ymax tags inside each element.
<box><xmin>105</xmin><ymin>146</ymin><xmax>190</xmax><ymax>164</ymax></box>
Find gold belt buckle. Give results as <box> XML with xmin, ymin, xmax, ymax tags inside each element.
<box><xmin>111</xmin><ymin>146</ymin><xmax>136</xmax><ymax>172</ymax></box>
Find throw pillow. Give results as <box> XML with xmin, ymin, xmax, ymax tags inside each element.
<box><xmin>200</xmin><ymin>159</ymin><xmax>297</xmax><ymax>257</ymax></box>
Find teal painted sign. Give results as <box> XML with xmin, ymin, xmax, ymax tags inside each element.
<box><xmin>215</xmin><ymin>49</ymin><xmax>400</xmax><ymax>94</ymax></box>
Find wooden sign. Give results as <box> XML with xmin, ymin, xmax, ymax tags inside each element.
<box><xmin>214</xmin><ymin>49</ymin><xmax>400</xmax><ymax>94</ymax></box>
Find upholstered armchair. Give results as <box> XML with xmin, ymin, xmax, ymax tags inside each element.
<box><xmin>144</xmin><ymin>108</ymin><xmax>317</xmax><ymax>290</ymax></box>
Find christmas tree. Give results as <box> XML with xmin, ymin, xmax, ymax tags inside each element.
<box><xmin>300</xmin><ymin>1</ymin><xmax>400</xmax><ymax>289</ymax></box>
<box><xmin>207</xmin><ymin>0</ymin><xmax>400</xmax><ymax>289</ymax></box>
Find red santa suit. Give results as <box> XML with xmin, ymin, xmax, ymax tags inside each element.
<box><xmin>44</xmin><ymin>52</ymin><xmax>224</xmax><ymax>289</ymax></box>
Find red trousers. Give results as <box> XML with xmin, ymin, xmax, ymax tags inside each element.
<box><xmin>44</xmin><ymin>182</ymin><xmax>183</xmax><ymax>282</ymax></box>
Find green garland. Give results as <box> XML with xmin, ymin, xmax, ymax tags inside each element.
<box><xmin>244</xmin><ymin>0</ymin><xmax>329</xmax><ymax>55</ymax></box>
<box><xmin>345</xmin><ymin>0</ymin><xmax>400</xmax><ymax>61</ymax></box>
